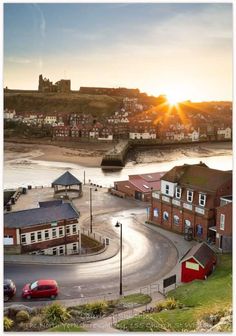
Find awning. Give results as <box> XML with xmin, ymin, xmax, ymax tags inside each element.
<box><xmin>209</xmin><ymin>226</ymin><xmax>217</xmax><ymax>232</ymax></box>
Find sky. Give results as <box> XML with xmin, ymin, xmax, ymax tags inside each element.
<box><xmin>3</xmin><ymin>2</ymin><xmax>233</xmax><ymax>102</ymax></box>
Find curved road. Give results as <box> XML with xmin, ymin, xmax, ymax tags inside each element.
<box><xmin>4</xmin><ymin>209</ymin><xmax>178</xmax><ymax>305</ymax></box>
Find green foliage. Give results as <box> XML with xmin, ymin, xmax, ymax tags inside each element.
<box><xmin>43</xmin><ymin>302</ymin><xmax>71</xmax><ymax>326</ymax></box>
<box><xmin>155</xmin><ymin>297</ymin><xmax>182</xmax><ymax>312</ymax></box>
<box><xmin>48</xmin><ymin>323</ymin><xmax>85</xmax><ymax>332</ymax></box>
<box><xmin>4</xmin><ymin>316</ymin><xmax>14</xmax><ymax>331</ymax></box>
<box><xmin>116</xmin><ymin>254</ymin><xmax>232</xmax><ymax>332</ymax></box>
<box><xmin>15</xmin><ymin>310</ymin><xmax>30</xmax><ymax>323</ymax></box>
<box><xmin>29</xmin><ymin>315</ymin><xmax>46</xmax><ymax>331</ymax></box>
<box><xmin>82</xmin><ymin>300</ymin><xmax>109</xmax><ymax>316</ymax></box>
<box><xmin>120</xmin><ymin>294</ymin><xmax>151</xmax><ymax>306</ymax></box>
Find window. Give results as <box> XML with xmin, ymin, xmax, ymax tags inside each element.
<box><xmin>187</xmin><ymin>190</ymin><xmax>193</xmax><ymax>203</ymax></box>
<box><xmin>184</xmin><ymin>219</ymin><xmax>191</xmax><ymax>227</ymax></box>
<box><xmin>73</xmin><ymin>243</ymin><xmax>77</xmax><ymax>252</ymax></box>
<box><xmin>220</xmin><ymin>214</ymin><xmax>225</xmax><ymax>230</ymax></box>
<box><xmin>37</xmin><ymin>231</ymin><xmax>42</xmax><ymax>241</ymax></box>
<box><xmin>173</xmin><ymin>215</ymin><xmax>179</xmax><ymax>225</ymax></box>
<box><xmin>165</xmin><ymin>184</ymin><xmax>170</xmax><ymax>195</ymax></box>
<box><xmin>163</xmin><ymin>211</ymin><xmax>169</xmax><ymax>221</ymax></box>
<box><xmin>66</xmin><ymin>226</ymin><xmax>70</xmax><ymax>235</ymax></box>
<box><xmin>175</xmin><ymin>187</ymin><xmax>182</xmax><ymax>199</ymax></box>
<box><xmin>59</xmin><ymin>246</ymin><xmax>64</xmax><ymax>255</ymax></box>
<box><xmin>196</xmin><ymin>224</ymin><xmax>203</xmax><ymax>236</ymax></box>
<box><xmin>30</xmin><ymin>233</ymin><xmax>35</xmax><ymax>243</ymax></box>
<box><xmin>59</xmin><ymin>227</ymin><xmax>64</xmax><ymax>237</ymax></box>
<box><xmin>52</xmin><ymin>228</ymin><xmax>57</xmax><ymax>238</ymax></box>
<box><xmin>52</xmin><ymin>247</ymin><xmax>57</xmax><ymax>255</ymax></box>
<box><xmin>153</xmin><ymin>208</ymin><xmax>159</xmax><ymax>217</ymax></box>
<box><xmin>199</xmin><ymin>193</ymin><xmax>206</xmax><ymax>207</ymax></box>
<box><xmin>45</xmin><ymin>230</ymin><xmax>49</xmax><ymax>240</ymax></box>
<box><xmin>21</xmin><ymin>234</ymin><xmax>26</xmax><ymax>245</ymax></box>
<box><xmin>72</xmin><ymin>224</ymin><xmax>77</xmax><ymax>234</ymax></box>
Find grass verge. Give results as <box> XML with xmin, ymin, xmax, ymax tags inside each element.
<box><xmin>116</xmin><ymin>254</ymin><xmax>232</xmax><ymax>332</ymax></box>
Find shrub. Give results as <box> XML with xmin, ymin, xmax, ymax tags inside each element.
<box><xmin>16</xmin><ymin>310</ymin><xmax>30</xmax><ymax>323</ymax></box>
<box><xmin>4</xmin><ymin>316</ymin><xmax>14</xmax><ymax>331</ymax></box>
<box><xmin>29</xmin><ymin>315</ymin><xmax>46</xmax><ymax>331</ymax></box>
<box><xmin>43</xmin><ymin>302</ymin><xmax>71</xmax><ymax>326</ymax></box>
<box><xmin>83</xmin><ymin>300</ymin><xmax>109</xmax><ymax>316</ymax></box>
<box><xmin>156</xmin><ymin>298</ymin><xmax>181</xmax><ymax>312</ymax></box>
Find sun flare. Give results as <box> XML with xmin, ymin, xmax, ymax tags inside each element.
<box><xmin>167</xmin><ymin>93</ymin><xmax>180</xmax><ymax>106</ymax></box>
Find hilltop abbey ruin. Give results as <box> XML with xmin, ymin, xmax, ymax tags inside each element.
<box><xmin>38</xmin><ymin>74</ymin><xmax>71</xmax><ymax>93</ymax></box>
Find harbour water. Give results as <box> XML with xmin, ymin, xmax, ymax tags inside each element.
<box><xmin>4</xmin><ymin>152</ymin><xmax>232</xmax><ymax>189</ymax></box>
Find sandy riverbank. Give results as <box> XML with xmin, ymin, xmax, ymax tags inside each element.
<box><xmin>4</xmin><ymin>141</ymin><xmax>113</xmax><ymax>167</ymax></box>
<box><xmin>4</xmin><ymin>140</ymin><xmax>232</xmax><ymax>168</ymax></box>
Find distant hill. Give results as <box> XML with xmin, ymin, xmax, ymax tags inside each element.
<box><xmin>4</xmin><ymin>91</ymin><xmax>123</xmax><ymax>117</ymax></box>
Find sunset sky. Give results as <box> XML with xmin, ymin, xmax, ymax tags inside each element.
<box><xmin>4</xmin><ymin>3</ymin><xmax>233</xmax><ymax>102</ymax></box>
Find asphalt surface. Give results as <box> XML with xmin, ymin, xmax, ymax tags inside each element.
<box><xmin>4</xmin><ymin>208</ymin><xmax>178</xmax><ymax>306</ymax></box>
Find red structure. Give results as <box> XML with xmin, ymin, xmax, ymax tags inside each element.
<box><xmin>180</xmin><ymin>242</ymin><xmax>217</xmax><ymax>283</ymax></box>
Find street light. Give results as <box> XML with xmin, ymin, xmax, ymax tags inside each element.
<box><xmin>115</xmin><ymin>221</ymin><xmax>123</xmax><ymax>296</ymax></box>
<box><xmin>90</xmin><ymin>187</ymin><xmax>93</xmax><ymax>234</ymax></box>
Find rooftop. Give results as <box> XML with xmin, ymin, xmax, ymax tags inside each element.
<box><xmin>52</xmin><ymin>171</ymin><xmax>82</xmax><ymax>186</ymax></box>
<box><xmin>180</xmin><ymin>242</ymin><xmax>216</xmax><ymax>268</ymax></box>
<box><xmin>4</xmin><ymin>203</ymin><xmax>80</xmax><ymax>229</ymax></box>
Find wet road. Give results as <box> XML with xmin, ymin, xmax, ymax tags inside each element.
<box><xmin>4</xmin><ymin>209</ymin><xmax>178</xmax><ymax>305</ymax></box>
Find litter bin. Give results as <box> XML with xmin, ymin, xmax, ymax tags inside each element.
<box><xmin>28</xmin><ymin>185</ymin><xmax>32</xmax><ymax>190</ymax></box>
<box><xmin>22</xmin><ymin>187</ymin><xmax>27</xmax><ymax>194</ymax></box>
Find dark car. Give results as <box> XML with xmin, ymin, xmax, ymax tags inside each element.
<box><xmin>4</xmin><ymin>279</ymin><xmax>16</xmax><ymax>302</ymax></box>
<box><xmin>22</xmin><ymin>279</ymin><xmax>58</xmax><ymax>300</ymax></box>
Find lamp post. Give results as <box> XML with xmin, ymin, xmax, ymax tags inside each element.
<box><xmin>115</xmin><ymin>221</ymin><xmax>123</xmax><ymax>296</ymax></box>
<box><xmin>90</xmin><ymin>187</ymin><xmax>93</xmax><ymax>234</ymax></box>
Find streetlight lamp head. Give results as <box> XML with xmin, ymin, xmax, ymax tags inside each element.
<box><xmin>115</xmin><ymin>221</ymin><xmax>120</xmax><ymax>228</ymax></box>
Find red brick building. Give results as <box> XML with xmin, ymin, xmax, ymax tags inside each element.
<box><xmin>4</xmin><ymin>201</ymin><xmax>80</xmax><ymax>255</ymax></box>
<box><xmin>113</xmin><ymin>172</ymin><xmax>165</xmax><ymax>201</ymax></box>
<box><xmin>215</xmin><ymin>196</ymin><xmax>232</xmax><ymax>252</ymax></box>
<box><xmin>149</xmin><ymin>162</ymin><xmax>232</xmax><ymax>242</ymax></box>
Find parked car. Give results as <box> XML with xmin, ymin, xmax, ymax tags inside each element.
<box><xmin>22</xmin><ymin>279</ymin><xmax>58</xmax><ymax>300</ymax></box>
<box><xmin>4</xmin><ymin>279</ymin><xmax>16</xmax><ymax>302</ymax></box>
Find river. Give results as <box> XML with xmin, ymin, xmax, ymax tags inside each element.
<box><xmin>4</xmin><ymin>150</ymin><xmax>232</xmax><ymax>189</ymax></box>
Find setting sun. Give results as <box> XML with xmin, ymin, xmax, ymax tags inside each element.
<box><xmin>167</xmin><ymin>94</ymin><xmax>180</xmax><ymax>106</ymax></box>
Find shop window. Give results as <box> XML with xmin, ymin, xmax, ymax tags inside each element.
<box><xmin>173</xmin><ymin>215</ymin><xmax>179</xmax><ymax>225</ymax></box>
<box><xmin>163</xmin><ymin>211</ymin><xmax>169</xmax><ymax>221</ymax></box>
<box><xmin>196</xmin><ymin>224</ymin><xmax>203</xmax><ymax>236</ymax></box>
<box><xmin>153</xmin><ymin>208</ymin><xmax>159</xmax><ymax>217</ymax></box>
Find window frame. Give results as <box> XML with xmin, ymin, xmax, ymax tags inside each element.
<box><xmin>52</xmin><ymin>228</ymin><xmax>57</xmax><ymax>238</ymax></box>
<box><xmin>21</xmin><ymin>234</ymin><xmax>26</xmax><ymax>245</ymax></box>
<box><xmin>165</xmin><ymin>184</ymin><xmax>170</xmax><ymax>195</ymax></box>
<box><xmin>59</xmin><ymin>227</ymin><xmax>64</xmax><ymax>237</ymax></box>
<box><xmin>72</xmin><ymin>224</ymin><xmax>77</xmax><ymax>234</ymax></box>
<box><xmin>175</xmin><ymin>187</ymin><xmax>182</xmax><ymax>199</ymax></box>
<box><xmin>220</xmin><ymin>214</ymin><xmax>225</xmax><ymax>230</ymax></box>
<box><xmin>37</xmin><ymin>231</ymin><xmax>42</xmax><ymax>242</ymax></box>
<box><xmin>44</xmin><ymin>230</ymin><xmax>49</xmax><ymax>240</ymax></box>
<box><xmin>30</xmin><ymin>232</ymin><xmax>35</xmax><ymax>243</ymax></box>
<box><xmin>199</xmin><ymin>193</ymin><xmax>206</xmax><ymax>207</ymax></box>
<box><xmin>187</xmin><ymin>190</ymin><xmax>194</xmax><ymax>203</ymax></box>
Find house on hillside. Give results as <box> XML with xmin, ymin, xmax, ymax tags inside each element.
<box><xmin>215</xmin><ymin>196</ymin><xmax>232</xmax><ymax>252</ymax></box>
<box><xmin>149</xmin><ymin>162</ymin><xmax>232</xmax><ymax>243</ymax></box>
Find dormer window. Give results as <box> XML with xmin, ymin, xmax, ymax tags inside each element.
<box><xmin>175</xmin><ymin>187</ymin><xmax>182</xmax><ymax>199</ymax></box>
<box><xmin>199</xmin><ymin>193</ymin><xmax>206</xmax><ymax>207</ymax></box>
<box><xmin>187</xmin><ymin>190</ymin><xmax>193</xmax><ymax>203</ymax></box>
<box><xmin>165</xmin><ymin>184</ymin><xmax>169</xmax><ymax>195</ymax></box>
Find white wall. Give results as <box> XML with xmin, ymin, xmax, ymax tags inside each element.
<box><xmin>161</xmin><ymin>180</ymin><xmax>177</xmax><ymax>197</ymax></box>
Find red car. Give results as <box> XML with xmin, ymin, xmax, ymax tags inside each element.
<box><xmin>22</xmin><ymin>279</ymin><xmax>58</xmax><ymax>300</ymax></box>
